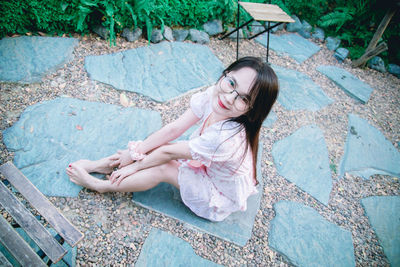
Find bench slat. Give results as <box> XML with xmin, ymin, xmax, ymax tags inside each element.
<box><xmin>0</xmin><ymin>249</ymin><xmax>13</xmax><ymax>267</ymax></box>
<box><xmin>239</xmin><ymin>2</ymin><xmax>295</xmax><ymax>23</ymax></box>
<box><xmin>0</xmin><ymin>216</ymin><xmax>47</xmax><ymax>267</ymax></box>
<box><xmin>0</xmin><ymin>250</ymin><xmax>13</xmax><ymax>267</ymax></box>
<box><xmin>0</xmin><ymin>162</ymin><xmax>84</xmax><ymax>247</ymax></box>
<box><xmin>0</xmin><ymin>181</ymin><xmax>67</xmax><ymax>263</ymax></box>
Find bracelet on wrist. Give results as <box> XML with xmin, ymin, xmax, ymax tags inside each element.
<box><xmin>128</xmin><ymin>141</ymin><xmax>146</xmax><ymax>161</ymax></box>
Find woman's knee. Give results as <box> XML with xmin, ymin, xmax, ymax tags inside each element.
<box><xmin>157</xmin><ymin>161</ymin><xmax>180</xmax><ymax>187</ymax></box>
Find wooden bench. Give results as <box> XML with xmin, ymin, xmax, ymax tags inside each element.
<box><xmin>0</xmin><ymin>162</ymin><xmax>84</xmax><ymax>266</ymax></box>
<box><xmin>220</xmin><ymin>1</ymin><xmax>294</xmax><ymax>62</ymax></box>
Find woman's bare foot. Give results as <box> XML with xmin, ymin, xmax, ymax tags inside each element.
<box><xmin>66</xmin><ymin>163</ymin><xmax>108</xmax><ymax>193</ymax></box>
<box><xmin>70</xmin><ymin>158</ymin><xmax>113</xmax><ymax>174</ymax></box>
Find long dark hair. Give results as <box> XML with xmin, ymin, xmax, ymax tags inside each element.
<box><xmin>220</xmin><ymin>57</ymin><xmax>279</xmax><ymax>184</ymax></box>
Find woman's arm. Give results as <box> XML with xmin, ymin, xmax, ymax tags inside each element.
<box><xmin>110</xmin><ymin>108</ymin><xmax>199</xmax><ymax>168</ymax></box>
<box><xmin>110</xmin><ymin>141</ymin><xmax>192</xmax><ymax>184</ymax></box>
<box><xmin>139</xmin><ymin>141</ymin><xmax>192</xmax><ymax>168</ymax></box>
<box><xmin>137</xmin><ymin>109</ymin><xmax>200</xmax><ymax>154</ymax></box>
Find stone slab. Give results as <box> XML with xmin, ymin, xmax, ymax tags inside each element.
<box><xmin>0</xmin><ymin>36</ymin><xmax>78</xmax><ymax>84</ymax></box>
<box><xmin>317</xmin><ymin>65</ymin><xmax>374</xmax><ymax>104</ymax></box>
<box><xmin>262</xmin><ymin>111</ymin><xmax>277</xmax><ymax>128</ymax></box>
<box><xmin>272</xmin><ymin>125</ymin><xmax>332</xmax><ymax>205</ymax></box>
<box><xmin>272</xmin><ymin>65</ymin><xmax>333</xmax><ymax>111</ymax></box>
<box><xmin>361</xmin><ymin>196</ymin><xmax>400</xmax><ymax>267</ymax></box>
<box><xmin>2</xmin><ymin>97</ymin><xmax>162</xmax><ymax>197</ymax></box>
<box><xmin>339</xmin><ymin>114</ymin><xmax>400</xmax><ymax>179</ymax></box>
<box><xmin>132</xmin><ymin>143</ymin><xmax>265</xmax><ymax>247</ymax></box>
<box><xmin>256</xmin><ymin>33</ymin><xmax>320</xmax><ymax>64</ymax></box>
<box><xmin>0</xmin><ymin>227</ymin><xmax>77</xmax><ymax>267</ymax></box>
<box><xmin>269</xmin><ymin>201</ymin><xmax>355</xmax><ymax>267</ymax></box>
<box><xmin>85</xmin><ymin>41</ymin><xmax>225</xmax><ymax>102</ymax></box>
<box><xmin>136</xmin><ymin>228</ymin><xmax>221</xmax><ymax>267</ymax></box>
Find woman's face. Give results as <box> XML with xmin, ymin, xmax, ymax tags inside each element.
<box><xmin>211</xmin><ymin>67</ymin><xmax>257</xmax><ymax>121</ymax></box>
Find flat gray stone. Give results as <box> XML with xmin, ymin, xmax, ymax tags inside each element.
<box><xmin>151</xmin><ymin>29</ymin><xmax>164</xmax><ymax>43</ymax></box>
<box><xmin>272</xmin><ymin>65</ymin><xmax>333</xmax><ymax>111</ymax></box>
<box><xmin>136</xmin><ymin>228</ymin><xmax>221</xmax><ymax>267</ymax></box>
<box><xmin>299</xmin><ymin>20</ymin><xmax>312</xmax><ymax>39</ymax></box>
<box><xmin>339</xmin><ymin>114</ymin><xmax>400</xmax><ymax>179</ymax></box>
<box><xmin>262</xmin><ymin>111</ymin><xmax>277</xmax><ymax>128</ymax></box>
<box><xmin>286</xmin><ymin>15</ymin><xmax>302</xmax><ymax>32</ymax></box>
<box><xmin>368</xmin><ymin>56</ymin><xmax>386</xmax><ymax>73</ymax></box>
<box><xmin>163</xmin><ymin>26</ymin><xmax>174</xmax><ymax>41</ymax></box>
<box><xmin>326</xmin><ymin>36</ymin><xmax>341</xmax><ymax>51</ymax></box>
<box><xmin>172</xmin><ymin>29</ymin><xmax>189</xmax><ymax>42</ymax></box>
<box><xmin>334</xmin><ymin>48</ymin><xmax>349</xmax><ymax>62</ymax></box>
<box><xmin>302</xmin><ymin>20</ymin><xmax>312</xmax><ymax>32</ymax></box>
<box><xmin>269</xmin><ymin>201</ymin><xmax>355</xmax><ymax>267</ymax></box>
<box><xmin>203</xmin><ymin>20</ymin><xmax>223</xmax><ymax>36</ymax></box>
<box><xmin>388</xmin><ymin>63</ymin><xmax>400</xmax><ymax>78</ymax></box>
<box><xmin>249</xmin><ymin>21</ymin><xmax>265</xmax><ymax>35</ymax></box>
<box><xmin>189</xmin><ymin>29</ymin><xmax>210</xmax><ymax>44</ymax></box>
<box><xmin>317</xmin><ymin>65</ymin><xmax>374</xmax><ymax>104</ymax></box>
<box><xmin>298</xmin><ymin>29</ymin><xmax>311</xmax><ymax>39</ymax></box>
<box><xmin>92</xmin><ymin>24</ymin><xmax>109</xmax><ymax>39</ymax></box>
<box><xmin>0</xmin><ymin>227</ymin><xmax>77</xmax><ymax>267</ymax></box>
<box><xmin>122</xmin><ymin>28</ymin><xmax>142</xmax><ymax>42</ymax></box>
<box><xmin>272</xmin><ymin>125</ymin><xmax>332</xmax><ymax>205</ymax></box>
<box><xmin>228</xmin><ymin>27</ymin><xmax>246</xmax><ymax>39</ymax></box>
<box><xmin>132</xmin><ymin>143</ymin><xmax>265</xmax><ymax>246</ymax></box>
<box><xmin>270</xmin><ymin>22</ymin><xmax>284</xmax><ymax>33</ymax></box>
<box><xmin>85</xmin><ymin>42</ymin><xmax>224</xmax><ymax>102</ymax></box>
<box><xmin>361</xmin><ymin>196</ymin><xmax>400</xmax><ymax>267</ymax></box>
<box><xmin>312</xmin><ymin>28</ymin><xmax>325</xmax><ymax>41</ymax></box>
<box><xmin>256</xmin><ymin>33</ymin><xmax>320</xmax><ymax>64</ymax></box>
<box><xmin>2</xmin><ymin>97</ymin><xmax>162</xmax><ymax>197</ymax></box>
<box><xmin>0</xmin><ymin>36</ymin><xmax>78</xmax><ymax>83</ymax></box>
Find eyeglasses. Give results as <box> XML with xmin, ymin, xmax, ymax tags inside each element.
<box><xmin>218</xmin><ymin>74</ymin><xmax>252</xmax><ymax>111</ymax></box>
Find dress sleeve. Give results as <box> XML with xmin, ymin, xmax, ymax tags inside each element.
<box><xmin>190</xmin><ymin>86</ymin><xmax>213</xmax><ymax>119</ymax></box>
<box><xmin>188</xmin><ymin>124</ymin><xmax>246</xmax><ymax>168</ymax></box>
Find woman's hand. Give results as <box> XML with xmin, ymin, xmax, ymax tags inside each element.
<box><xmin>110</xmin><ymin>163</ymin><xmax>138</xmax><ymax>186</ymax></box>
<box><xmin>109</xmin><ymin>149</ymin><xmax>133</xmax><ymax>168</ymax></box>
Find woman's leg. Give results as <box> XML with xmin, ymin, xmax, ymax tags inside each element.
<box><xmin>67</xmin><ymin>160</ymin><xmax>180</xmax><ymax>193</ymax></box>
<box><xmin>70</xmin><ymin>156</ymin><xmax>115</xmax><ymax>174</ymax></box>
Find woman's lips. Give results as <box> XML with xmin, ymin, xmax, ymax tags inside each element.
<box><xmin>218</xmin><ymin>98</ymin><xmax>228</xmax><ymax>109</ymax></box>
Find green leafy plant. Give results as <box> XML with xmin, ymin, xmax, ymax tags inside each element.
<box><xmin>318</xmin><ymin>7</ymin><xmax>355</xmax><ymax>33</ymax></box>
<box><xmin>1</xmin><ymin>0</ymin><xmax>398</xmax><ymax>64</ymax></box>
<box><xmin>283</xmin><ymin>0</ymin><xmax>399</xmax><ymax>64</ymax></box>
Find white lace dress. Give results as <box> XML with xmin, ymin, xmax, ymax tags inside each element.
<box><xmin>177</xmin><ymin>86</ymin><xmax>258</xmax><ymax>221</ymax></box>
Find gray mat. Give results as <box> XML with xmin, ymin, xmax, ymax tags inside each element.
<box><xmin>361</xmin><ymin>196</ymin><xmax>400</xmax><ymax>267</ymax></box>
<box><xmin>256</xmin><ymin>33</ymin><xmax>320</xmax><ymax>64</ymax></box>
<box><xmin>2</xmin><ymin>97</ymin><xmax>162</xmax><ymax>197</ymax></box>
<box><xmin>339</xmin><ymin>114</ymin><xmax>400</xmax><ymax>179</ymax></box>
<box><xmin>132</xmin><ymin>143</ymin><xmax>265</xmax><ymax>247</ymax></box>
<box><xmin>272</xmin><ymin>125</ymin><xmax>332</xmax><ymax>205</ymax></box>
<box><xmin>262</xmin><ymin>111</ymin><xmax>277</xmax><ymax>128</ymax></box>
<box><xmin>272</xmin><ymin>65</ymin><xmax>333</xmax><ymax>111</ymax></box>
<box><xmin>136</xmin><ymin>228</ymin><xmax>221</xmax><ymax>267</ymax></box>
<box><xmin>269</xmin><ymin>201</ymin><xmax>355</xmax><ymax>267</ymax></box>
<box><xmin>85</xmin><ymin>41</ymin><xmax>225</xmax><ymax>102</ymax></box>
<box><xmin>317</xmin><ymin>65</ymin><xmax>374</xmax><ymax>104</ymax></box>
<box><xmin>0</xmin><ymin>36</ymin><xmax>78</xmax><ymax>83</ymax></box>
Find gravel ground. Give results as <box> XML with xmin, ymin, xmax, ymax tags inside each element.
<box><xmin>1</xmin><ymin>32</ymin><xmax>399</xmax><ymax>266</ymax></box>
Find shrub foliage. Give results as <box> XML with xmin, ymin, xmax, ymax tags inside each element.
<box><xmin>0</xmin><ymin>0</ymin><xmax>399</xmax><ymax>63</ymax></box>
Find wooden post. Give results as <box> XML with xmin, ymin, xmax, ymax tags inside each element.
<box><xmin>351</xmin><ymin>42</ymin><xmax>388</xmax><ymax>67</ymax></box>
<box><xmin>352</xmin><ymin>8</ymin><xmax>396</xmax><ymax>68</ymax></box>
<box><xmin>365</xmin><ymin>9</ymin><xmax>396</xmax><ymax>53</ymax></box>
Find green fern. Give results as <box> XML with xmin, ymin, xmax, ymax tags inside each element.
<box><xmin>125</xmin><ymin>2</ymin><xmax>137</xmax><ymax>28</ymax></box>
<box><xmin>318</xmin><ymin>7</ymin><xmax>355</xmax><ymax>33</ymax></box>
